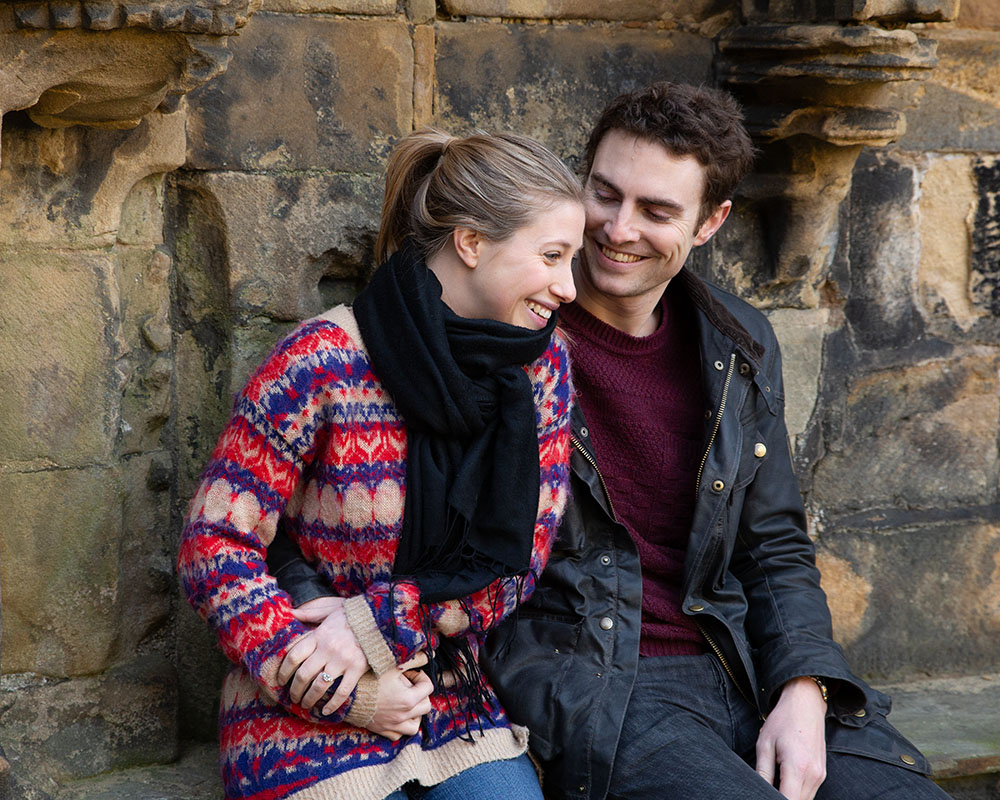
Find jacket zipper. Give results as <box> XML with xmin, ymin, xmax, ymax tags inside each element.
<box><xmin>699</xmin><ymin>622</ymin><xmax>764</xmax><ymax>719</ymax></box>
<box><xmin>692</xmin><ymin>354</ymin><xmax>761</xmax><ymax>717</ymax></box>
<box><xmin>694</xmin><ymin>353</ymin><xmax>736</xmax><ymax>497</ymax></box>
<box><xmin>571</xmin><ymin>435</ymin><xmax>618</xmax><ymax>522</ymax></box>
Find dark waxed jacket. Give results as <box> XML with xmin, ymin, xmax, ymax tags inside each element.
<box><xmin>479</xmin><ymin>268</ymin><xmax>931</xmax><ymax>800</ymax></box>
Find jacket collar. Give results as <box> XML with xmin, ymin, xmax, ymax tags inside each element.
<box><xmin>673</xmin><ymin>267</ymin><xmax>765</xmax><ymax>365</ymax></box>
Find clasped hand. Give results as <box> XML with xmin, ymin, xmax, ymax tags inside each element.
<box><xmin>277</xmin><ymin>596</ymin><xmax>433</xmax><ymax>739</ymax></box>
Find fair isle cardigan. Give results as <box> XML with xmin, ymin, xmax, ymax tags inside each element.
<box><xmin>178</xmin><ymin>305</ymin><xmax>573</xmax><ymax>800</ymax></box>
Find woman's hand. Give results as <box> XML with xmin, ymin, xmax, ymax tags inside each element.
<box><xmin>366</xmin><ymin>654</ymin><xmax>435</xmax><ymax>741</ymax></box>
<box><xmin>278</xmin><ymin>596</ymin><xmax>369</xmax><ymax>715</ymax></box>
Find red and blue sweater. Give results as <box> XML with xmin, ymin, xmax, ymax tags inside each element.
<box><xmin>178</xmin><ymin>306</ymin><xmax>573</xmax><ymax>800</ymax></box>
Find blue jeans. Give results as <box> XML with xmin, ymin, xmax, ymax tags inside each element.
<box><xmin>606</xmin><ymin>654</ymin><xmax>951</xmax><ymax>800</ymax></box>
<box><xmin>384</xmin><ymin>753</ymin><xmax>542</xmax><ymax>800</ymax></box>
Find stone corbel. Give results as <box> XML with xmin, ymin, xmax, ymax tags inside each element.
<box><xmin>716</xmin><ymin>5</ymin><xmax>948</xmax><ymax>305</ymax></box>
<box><xmin>0</xmin><ymin>1</ymin><xmax>261</xmax><ymax>164</ymax></box>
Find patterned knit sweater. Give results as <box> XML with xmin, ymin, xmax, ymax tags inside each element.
<box><xmin>178</xmin><ymin>305</ymin><xmax>573</xmax><ymax>800</ymax></box>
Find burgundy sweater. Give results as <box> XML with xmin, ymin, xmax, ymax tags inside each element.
<box><xmin>561</xmin><ymin>293</ymin><xmax>706</xmax><ymax>657</ymax></box>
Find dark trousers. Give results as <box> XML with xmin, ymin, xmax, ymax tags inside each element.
<box><xmin>606</xmin><ymin>654</ymin><xmax>951</xmax><ymax>800</ymax></box>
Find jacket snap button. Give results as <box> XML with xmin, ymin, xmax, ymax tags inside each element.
<box><xmin>705</xmin><ymin>409</ymin><xmax>713</xmax><ymax>420</ymax></box>
<box><xmin>601</xmin><ymin>555</ymin><xmax>612</xmax><ymax>565</ymax></box>
<box><xmin>853</xmin><ymin>708</ymin><xmax>867</xmax><ymax>718</ymax></box>
<box><xmin>689</xmin><ymin>604</ymin><xmax>704</xmax><ymax>612</ymax></box>
<box><xmin>599</xmin><ymin>616</ymin><xmax>614</xmax><ymax>630</ymax></box>
<box><xmin>754</xmin><ymin>443</ymin><xmax>767</xmax><ymax>458</ymax></box>
<box><xmin>580</xmin><ymin>426</ymin><xmax>589</xmax><ymax>437</ymax></box>
<box><xmin>712</xmin><ymin>480</ymin><xmax>725</xmax><ymax>492</ymax></box>
<box><xmin>714</xmin><ymin>360</ymin><xmax>724</xmax><ymax>370</ymax></box>
<box><xmin>739</xmin><ymin>363</ymin><xmax>750</xmax><ymax>375</ymax></box>
<box><xmin>900</xmin><ymin>754</ymin><xmax>916</xmax><ymax>766</ymax></box>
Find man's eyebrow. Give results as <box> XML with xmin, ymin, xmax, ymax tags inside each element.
<box><xmin>590</xmin><ymin>171</ymin><xmax>685</xmax><ymax>214</ymax></box>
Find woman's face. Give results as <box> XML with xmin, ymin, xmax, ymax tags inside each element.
<box><xmin>457</xmin><ymin>199</ymin><xmax>584</xmax><ymax>329</ymax></box>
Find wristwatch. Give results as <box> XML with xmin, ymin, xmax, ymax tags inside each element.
<box><xmin>809</xmin><ymin>676</ymin><xmax>830</xmax><ymax>703</ymax></box>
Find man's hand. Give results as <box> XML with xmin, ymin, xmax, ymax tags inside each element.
<box><xmin>365</xmin><ymin>654</ymin><xmax>435</xmax><ymax>741</ymax></box>
<box><xmin>755</xmin><ymin>676</ymin><xmax>828</xmax><ymax>800</ymax></box>
<box><xmin>278</xmin><ymin>596</ymin><xmax>368</xmax><ymax>715</ymax></box>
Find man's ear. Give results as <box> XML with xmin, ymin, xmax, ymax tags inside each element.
<box><xmin>693</xmin><ymin>200</ymin><xmax>732</xmax><ymax>247</ymax></box>
<box><xmin>453</xmin><ymin>227</ymin><xmax>482</xmax><ymax>268</ymax></box>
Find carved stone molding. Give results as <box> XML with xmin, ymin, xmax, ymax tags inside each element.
<box><xmin>717</xmin><ymin>16</ymin><xmax>943</xmax><ymax>304</ymax></box>
<box><xmin>0</xmin><ymin>1</ymin><xmax>260</xmax><ymax>162</ymax></box>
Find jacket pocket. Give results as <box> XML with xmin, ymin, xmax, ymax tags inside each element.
<box><xmin>826</xmin><ymin>711</ymin><xmax>933</xmax><ymax>776</ymax></box>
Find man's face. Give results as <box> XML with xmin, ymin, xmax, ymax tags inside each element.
<box><xmin>576</xmin><ymin>130</ymin><xmax>729</xmax><ymax>324</ymax></box>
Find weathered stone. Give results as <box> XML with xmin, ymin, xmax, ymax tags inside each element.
<box><xmin>971</xmin><ymin>157</ymin><xmax>1000</xmax><ymax>320</ymax></box>
<box><xmin>434</xmin><ymin>22</ymin><xmax>712</xmax><ymax>166</ymax></box>
<box><xmin>845</xmin><ymin>151</ymin><xmax>924</xmax><ymax>351</ymax></box>
<box><xmin>918</xmin><ymin>155</ymin><xmax>980</xmax><ymax>332</ymax></box>
<box><xmin>957</xmin><ymin>0</ymin><xmax>1000</xmax><ymax>29</ymax></box>
<box><xmin>406</xmin><ymin>0</ymin><xmax>435</xmax><ymax>23</ymax></box>
<box><xmin>842</xmin><ymin>0</ymin><xmax>959</xmax><ymax>23</ymax></box>
<box><xmin>812</xmin><ymin>353</ymin><xmax>1000</xmax><ymax>513</ymax></box>
<box><xmin>0</xmin><ymin>29</ymin><xmax>235</xmax><ymax>140</ymax></box>
<box><xmin>896</xmin><ymin>30</ymin><xmax>1000</xmax><ymax>152</ymax></box>
<box><xmin>766</xmin><ymin>308</ymin><xmax>830</xmax><ymax>443</ymax></box>
<box><xmin>0</xmin><ymin>108</ymin><xmax>185</xmax><ymax>247</ymax></box>
<box><xmin>820</xmin><ymin>519</ymin><xmax>1000</xmax><ymax>679</ymax></box>
<box><xmin>413</xmin><ymin>24</ymin><xmax>435</xmax><ymax>128</ymax></box>
<box><xmin>441</xmin><ymin>0</ymin><xmax>729</xmax><ymax>22</ymax></box>
<box><xmin>0</xmin><ymin>655</ymin><xmax>178</xmax><ymax>782</ymax></box>
<box><xmin>171</xmin><ymin>170</ymin><xmax>381</xmax><ymax>324</ymax></box>
<box><xmin>0</xmin><ymin>250</ymin><xmax>118</xmax><ymax>465</ymax></box>
<box><xmin>261</xmin><ymin>0</ymin><xmax>393</xmax><ymax>12</ymax></box>
<box><xmin>185</xmin><ymin>13</ymin><xmax>413</xmax><ymax>172</ymax></box>
<box><xmin>815</xmin><ymin>548</ymin><xmax>873</xmax><ymax>647</ymax></box>
<box><xmin>0</xmin><ymin>467</ymin><xmax>124</xmax><ymax>675</ymax></box>
<box><xmin>118</xmin><ymin>173</ymin><xmax>166</xmax><ymax>246</ymax></box>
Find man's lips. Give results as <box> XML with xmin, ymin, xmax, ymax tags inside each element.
<box><xmin>599</xmin><ymin>244</ymin><xmax>644</xmax><ymax>264</ymax></box>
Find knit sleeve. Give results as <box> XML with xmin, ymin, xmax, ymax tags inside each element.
<box><xmin>342</xmin><ymin>334</ymin><xmax>574</xmax><ymax>673</ymax></box>
<box><xmin>177</xmin><ymin>320</ymin><xmax>372</xmax><ymax>725</ymax></box>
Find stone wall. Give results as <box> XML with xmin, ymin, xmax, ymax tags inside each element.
<box><xmin>0</xmin><ymin>0</ymin><xmax>998</xmax><ymax>793</ymax></box>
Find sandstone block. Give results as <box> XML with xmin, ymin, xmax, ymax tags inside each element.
<box><xmin>918</xmin><ymin>154</ymin><xmax>980</xmax><ymax>331</ymax></box>
<box><xmin>0</xmin><ymin>108</ymin><xmax>184</xmax><ymax>247</ymax></box>
<box><xmin>433</xmin><ymin>22</ymin><xmax>712</xmax><ymax>167</ymax></box>
<box><xmin>766</xmin><ymin>308</ymin><xmax>830</xmax><ymax>442</ymax></box>
<box><xmin>262</xmin><ymin>0</ymin><xmax>394</xmax><ymax>12</ymax></box>
<box><xmin>897</xmin><ymin>30</ymin><xmax>1000</xmax><ymax>153</ymax></box>
<box><xmin>958</xmin><ymin>0</ymin><xmax>1000</xmax><ymax>29</ymax></box>
<box><xmin>441</xmin><ymin>0</ymin><xmax>728</xmax><ymax>21</ymax></box>
<box><xmin>185</xmin><ymin>13</ymin><xmax>412</xmax><ymax>172</ymax></box>
<box><xmin>0</xmin><ymin>250</ymin><xmax>117</xmax><ymax>465</ymax></box>
<box><xmin>0</xmin><ymin>655</ymin><xmax>178</xmax><ymax>783</ymax></box>
<box><xmin>0</xmin><ymin>466</ymin><xmax>124</xmax><ymax>675</ymax></box>
<box><xmin>171</xmin><ymin>170</ymin><xmax>381</xmax><ymax>324</ymax></box>
<box><xmin>820</xmin><ymin>518</ymin><xmax>1000</xmax><ymax>679</ymax></box>
<box><xmin>812</xmin><ymin>353</ymin><xmax>1000</xmax><ymax>513</ymax></box>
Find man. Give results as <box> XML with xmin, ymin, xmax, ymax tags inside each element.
<box><xmin>269</xmin><ymin>83</ymin><xmax>949</xmax><ymax>800</ymax></box>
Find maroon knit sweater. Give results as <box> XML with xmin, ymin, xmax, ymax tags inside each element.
<box><xmin>561</xmin><ymin>292</ymin><xmax>706</xmax><ymax>657</ymax></box>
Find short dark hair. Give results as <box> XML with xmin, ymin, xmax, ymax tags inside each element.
<box><xmin>583</xmin><ymin>82</ymin><xmax>756</xmax><ymax>225</ymax></box>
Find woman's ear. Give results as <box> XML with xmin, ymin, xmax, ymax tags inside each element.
<box><xmin>453</xmin><ymin>227</ymin><xmax>482</xmax><ymax>269</ymax></box>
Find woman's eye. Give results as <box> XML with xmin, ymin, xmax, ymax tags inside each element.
<box><xmin>544</xmin><ymin>251</ymin><xmax>562</xmax><ymax>263</ymax></box>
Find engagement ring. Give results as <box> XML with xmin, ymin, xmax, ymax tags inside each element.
<box><xmin>320</xmin><ymin>672</ymin><xmax>334</xmax><ymax>683</ymax></box>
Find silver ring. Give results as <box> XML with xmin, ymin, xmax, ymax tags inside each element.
<box><xmin>320</xmin><ymin>672</ymin><xmax>334</xmax><ymax>683</ymax></box>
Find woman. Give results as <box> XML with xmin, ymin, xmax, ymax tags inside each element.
<box><xmin>178</xmin><ymin>128</ymin><xmax>584</xmax><ymax>800</ymax></box>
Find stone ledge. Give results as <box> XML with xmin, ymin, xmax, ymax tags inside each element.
<box><xmin>877</xmin><ymin>673</ymin><xmax>1000</xmax><ymax>796</ymax></box>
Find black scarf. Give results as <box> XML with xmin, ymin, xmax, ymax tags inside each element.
<box><xmin>353</xmin><ymin>242</ymin><xmax>557</xmax><ymax>605</ymax></box>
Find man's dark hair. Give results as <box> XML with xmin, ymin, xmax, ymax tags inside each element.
<box><xmin>583</xmin><ymin>82</ymin><xmax>756</xmax><ymax>225</ymax></box>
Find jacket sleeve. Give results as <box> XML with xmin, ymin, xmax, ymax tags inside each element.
<box><xmin>728</xmin><ymin>333</ymin><xmax>867</xmax><ymax>715</ymax></box>
<box><xmin>342</xmin><ymin>335</ymin><xmax>574</xmax><ymax>675</ymax></box>
<box><xmin>177</xmin><ymin>322</ymin><xmax>374</xmax><ymax>725</ymax></box>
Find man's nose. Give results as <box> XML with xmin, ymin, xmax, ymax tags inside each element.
<box><xmin>604</xmin><ymin>205</ymin><xmax>637</xmax><ymax>243</ymax></box>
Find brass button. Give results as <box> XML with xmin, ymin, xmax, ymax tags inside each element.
<box><xmin>689</xmin><ymin>604</ymin><xmax>705</xmax><ymax>612</ymax></box>
<box><xmin>600</xmin><ymin>554</ymin><xmax>612</xmax><ymax>566</ymax></box>
<box><xmin>599</xmin><ymin>616</ymin><xmax>614</xmax><ymax>630</ymax></box>
<box><xmin>714</xmin><ymin>360</ymin><xmax>724</xmax><ymax>370</ymax></box>
<box><xmin>754</xmin><ymin>443</ymin><xmax>767</xmax><ymax>458</ymax></box>
<box><xmin>900</xmin><ymin>754</ymin><xmax>916</xmax><ymax>766</ymax></box>
<box><xmin>712</xmin><ymin>480</ymin><xmax>725</xmax><ymax>492</ymax></box>
<box><xmin>739</xmin><ymin>363</ymin><xmax>751</xmax><ymax>375</ymax></box>
<box><xmin>853</xmin><ymin>708</ymin><xmax>867</xmax><ymax>718</ymax></box>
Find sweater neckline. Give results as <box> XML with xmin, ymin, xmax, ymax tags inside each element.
<box><xmin>560</xmin><ymin>296</ymin><xmax>671</xmax><ymax>356</ymax></box>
